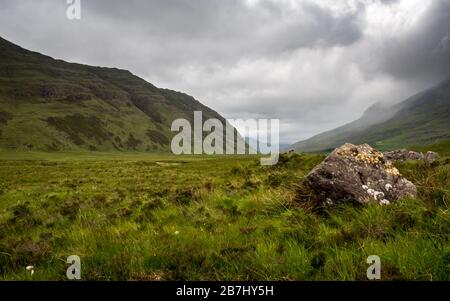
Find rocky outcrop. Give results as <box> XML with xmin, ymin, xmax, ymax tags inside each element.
<box><xmin>306</xmin><ymin>143</ymin><xmax>417</xmax><ymax>206</ymax></box>
<box><xmin>384</xmin><ymin>149</ymin><xmax>439</xmax><ymax>163</ymax></box>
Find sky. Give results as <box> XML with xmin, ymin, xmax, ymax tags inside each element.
<box><xmin>0</xmin><ymin>0</ymin><xmax>449</xmax><ymax>144</ymax></box>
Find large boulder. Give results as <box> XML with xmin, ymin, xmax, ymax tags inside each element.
<box><xmin>384</xmin><ymin>149</ymin><xmax>439</xmax><ymax>163</ymax></box>
<box><xmin>306</xmin><ymin>143</ymin><xmax>417</xmax><ymax>206</ymax></box>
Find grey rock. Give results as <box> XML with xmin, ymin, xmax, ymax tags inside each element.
<box><xmin>306</xmin><ymin>143</ymin><xmax>417</xmax><ymax>206</ymax></box>
<box><xmin>384</xmin><ymin>149</ymin><xmax>439</xmax><ymax>163</ymax></box>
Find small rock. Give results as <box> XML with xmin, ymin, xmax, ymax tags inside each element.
<box><xmin>306</xmin><ymin>143</ymin><xmax>417</xmax><ymax>206</ymax></box>
<box><xmin>384</xmin><ymin>149</ymin><xmax>439</xmax><ymax>163</ymax></box>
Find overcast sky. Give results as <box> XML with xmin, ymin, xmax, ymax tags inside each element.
<box><xmin>0</xmin><ymin>0</ymin><xmax>449</xmax><ymax>143</ymax></box>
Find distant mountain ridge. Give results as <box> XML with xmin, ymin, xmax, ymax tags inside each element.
<box><xmin>290</xmin><ymin>78</ymin><xmax>450</xmax><ymax>152</ymax></box>
<box><xmin>0</xmin><ymin>36</ymin><xmax>231</xmax><ymax>152</ymax></box>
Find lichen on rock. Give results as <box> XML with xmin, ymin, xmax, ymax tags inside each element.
<box><xmin>306</xmin><ymin>143</ymin><xmax>417</xmax><ymax>206</ymax></box>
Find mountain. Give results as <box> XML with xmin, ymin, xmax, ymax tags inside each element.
<box><xmin>290</xmin><ymin>79</ymin><xmax>450</xmax><ymax>152</ymax></box>
<box><xmin>0</xmin><ymin>37</ymin><xmax>231</xmax><ymax>152</ymax></box>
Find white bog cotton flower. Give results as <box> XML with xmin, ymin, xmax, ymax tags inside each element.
<box><xmin>26</xmin><ymin>266</ymin><xmax>34</xmax><ymax>276</ymax></box>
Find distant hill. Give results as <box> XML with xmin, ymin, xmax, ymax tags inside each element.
<box><xmin>290</xmin><ymin>79</ymin><xmax>450</xmax><ymax>152</ymax></box>
<box><xmin>244</xmin><ymin>137</ymin><xmax>290</xmax><ymax>153</ymax></box>
<box><xmin>0</xmin><ymin>37</ymin><xmax>232</xmax><ymax>152</ymax></box>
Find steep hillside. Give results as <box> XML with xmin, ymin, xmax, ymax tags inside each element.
<box><xmin>0</xmin><ymin>37</ymin><xmax>229</xmax><ymax>152</ymax></box>
<box><xmin>290</xmin><ymin>79</ymin><xmax>450</xmax><ymax>152</ymax></box>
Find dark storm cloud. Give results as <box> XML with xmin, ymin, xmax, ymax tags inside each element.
<box><xmin>377</xmin><ymin>0</ymin><xmax>450</xmax><ymax>83</ymax></box>
<box><xmin>0</xmin><ymin>0</ymin><xmax>448</xmax><ymax>143</ymax></box>
<box><xmin>82</xmin><ymin>0</ymin><xmax>364</xmax><ymax>61</ymax></box>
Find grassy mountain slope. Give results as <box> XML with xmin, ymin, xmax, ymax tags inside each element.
<box><xmin>0</xmin><ymin>37</ymin><xmax>228</xmax><ymax>152</ymax></box>
<box><xmin>290</xmin><ymin>79</ymin><xmax>450</xmax><ymax>152</ymax></box>
<box><xmin>413</xmin><ymin>139</ymin><xmax>450</xmax><ymax>157</ymax></box>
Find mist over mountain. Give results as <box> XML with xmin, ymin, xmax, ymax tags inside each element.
<box><xmin>290</xmin><ymin>78</ymin><xmax>450</xmax><ymax>152</ymax></box>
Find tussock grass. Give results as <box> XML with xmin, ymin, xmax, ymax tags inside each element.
<box><xmin>0</xmin><ymin>151</ymin><xmax>448</xmax><ymax>280</ymax></box>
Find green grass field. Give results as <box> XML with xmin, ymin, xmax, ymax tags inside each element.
<box><xmin>0</xmin><ymin>149</ymin><xmax>448</xmax><ymax>280</ymax></box>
